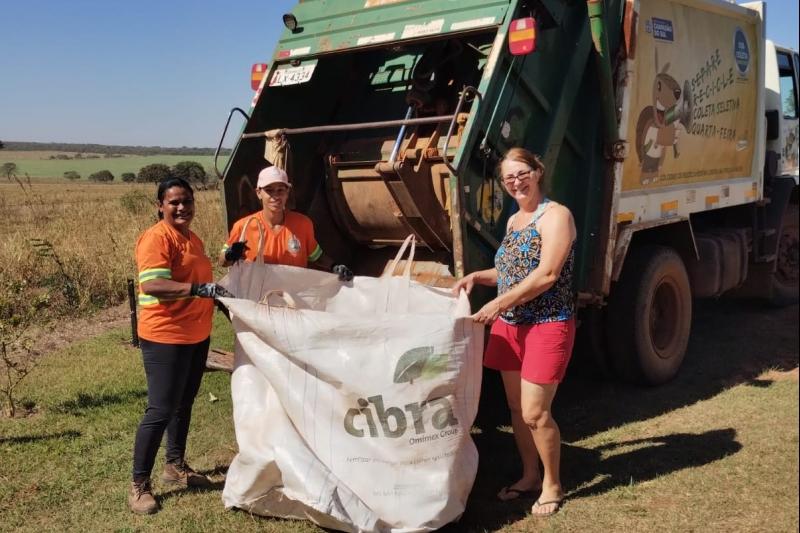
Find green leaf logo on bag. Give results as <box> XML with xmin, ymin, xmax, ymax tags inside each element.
<box><xmin>393</xmin><ymin>346</ymin><xmax>449</xmax><ymax>384</ymax></box>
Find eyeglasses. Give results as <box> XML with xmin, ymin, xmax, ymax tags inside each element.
<box><xmin>501</xmin><ymin>169</ymin><xmax>533</xmax><ymax>185</ymax></box>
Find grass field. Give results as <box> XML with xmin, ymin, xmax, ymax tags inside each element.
<box><xmin>0</xmin><ymin>181</ymin><xmax>227</xmax><ymax>324</ymax></box>
<box><xmin>0</xmin><ymin>150</ymin><xmax>228</xmax><ymax>179</ymax></box>
<box><xmin>0</xmin><ymin>299</ymin><xmax>797</xmax><ymax>532</ymax></box>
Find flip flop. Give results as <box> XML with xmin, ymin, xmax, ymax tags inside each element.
<box><xmin>531</xmin><ymin>498</ymin><xmax>564</xmax><ymax>517</ymax></box>
<box><xmin>497</xmin><ymin>485</ymin><xmax>540</xmax><ymax>501</ymax></box>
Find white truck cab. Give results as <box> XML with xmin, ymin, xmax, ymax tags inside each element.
<box><xmin>765</xmin><ymin>40</ymin><xmax>799</xmax><ymax>182</ymax></box>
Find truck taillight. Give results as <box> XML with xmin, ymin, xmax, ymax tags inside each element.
<box><xmin>508</xmin><ymin>17</ymin><xmax>537</xmax><ymax>56</ymax></box>
<box><xmin>251</xmin><ymin>63</ymin><xmax>268</xmax><ymax>91</ymax></box>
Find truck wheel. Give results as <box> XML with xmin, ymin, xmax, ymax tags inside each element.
<box><xmin>771</xmin><ymin>202</ymin><xmax>799</xmax><ymax>306</ymax></box>
<box><xmin>607</xmin><ymin>245</ymin><xmax>692</xmax><ymax>385</ymax></box>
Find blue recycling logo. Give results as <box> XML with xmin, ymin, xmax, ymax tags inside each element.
<box><xmin>733</xmin><ymin>27</ymin><xmax>750</xmax><ymax>76</ymax></box>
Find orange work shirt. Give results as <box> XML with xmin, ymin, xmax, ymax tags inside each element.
<box><xmin>222</xmin><ymin>210</ymin><xmax>322</xmax><ymax>267</ymax></box>
<box><xmin>135</xmin><ymin>220</ymin><xmax>214</xmax><ymax>344</ymax></box>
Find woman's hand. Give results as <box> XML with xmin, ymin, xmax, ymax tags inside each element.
<box><xmin>451</xmin><ymin>273</ymin><xmax>476</xmax><ymax>296</ymax></box>
<box><xmin>471</xmin><ymin>298</ymin><xmax>503</xmax><ymax>324</ymax></box>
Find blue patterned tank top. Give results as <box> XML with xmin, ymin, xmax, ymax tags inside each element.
<box><xmin>495</xmin><ymin>200</ymin><xmax>576</xmax><ymax>325</ymax></box>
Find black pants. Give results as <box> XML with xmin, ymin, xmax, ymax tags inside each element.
<box><xmin>132</xmin><ymin>337</ymin><xmax>209</xmax><ymax>480</ymax></box>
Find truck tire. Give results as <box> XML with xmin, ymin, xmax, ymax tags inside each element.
<box><xmin>607</xmin><ymin>245</ymin><xmax>692</xmax><ymax>385</ymax></box>
<box><xmin>771</xmin><ymin>202</ymin><xmax>799</xmax><ymax>306</ymax></box>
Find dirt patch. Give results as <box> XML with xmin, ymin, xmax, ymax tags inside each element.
<box><xmin>27</xmin><ymin>303</ymin><xmax>131</xmax><ymax>357</ymax></box>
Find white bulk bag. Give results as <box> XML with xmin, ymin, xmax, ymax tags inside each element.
<box><xmin>219</xmin><ymin>236</ymin><xmax>484</xmax><ymax>532</ymax></box>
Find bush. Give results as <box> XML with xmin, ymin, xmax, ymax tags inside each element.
<box><xmin>119</xmin><ymin>190</ymin><xmax>153</xmax><ymax>214</ymax></box>
<box><xmin>137</xmin><ymin>163</ymin><xmax>171</xmax><ymax>183</ymax></box>
<box><xmin>1</xmin><ymin>162</ymin><xmax>18</xmax><ymax>179</ymax></box>
<box><xmin>63</xmin><ymin>171</ymin><xmax>81</xmax><ymax>181</ymax></box>
<box><xmin>205</xmin><ymin>172</ymin><xmax>221</xmax><ymax>190</ymax></box>
<box><xmin>172</xmin><ymin>161</ymin><xmax>207</xmax><ymax>187</ymax></box>
<box><xmin>120</xmin><ymin>172</ymin><xmax>136</xmax><ymax>183</ymax></box>
<box><xmin>87</xmin><ymin>170</ymin><xmax>114</xmax><ymax>182</ymax></box>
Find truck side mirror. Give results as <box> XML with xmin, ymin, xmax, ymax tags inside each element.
<box><xmin>765</xmin><ymin>109</ymin><xmax>779</xmax><ymax>141</ymax></box>
<box><xmin>508</xmin><ymin>17</ymin><xmax>537</xmax><ymax>56</ymax></box>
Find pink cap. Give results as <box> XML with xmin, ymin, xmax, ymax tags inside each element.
<box><xmin>257</xmin><ymin>166</ymin><xmax>291</xmax><ymax>188</ymax></box>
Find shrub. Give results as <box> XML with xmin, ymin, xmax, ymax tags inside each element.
<box><xmin>205</xmin><ymin>172</ymin><xmax>221</xmax><ymax>190</ymax></box>
<box><xmin>137</xmin><ymin>163</ymin><xmax>171</xmax><ymax>183</ymax></box>
<box><xmin>119</xmin><ymin>190</ymin><xmax>153</xmax><ymax>214</ymax></box>
<box><xmin>172</xmin><ymin>161</ymin><xmax>207</xmax><ymax>187</ymax></box>
<box><xmin>121</xmin><ymin>172</ymin><xmax>136</xmax><ymax>183</ymax></box>
<box><xmin>63</xmin><ymin>171</ymin><xmax>81</xmax><ymax>181</ymax></box>
<box><xmin>88</xmin><ymin>170</ymin><xmax>114</xmax><ymax>182</ymax></box>
<box><xmin>1</xmin><ymin>162</ymin><xmax>18</xmax><ymax>179</ymax></box>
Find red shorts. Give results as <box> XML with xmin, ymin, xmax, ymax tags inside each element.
<box><xmin>484</xmin><ymin>318</ymin><xmax>576</xmax><ymax>384</ymax></box>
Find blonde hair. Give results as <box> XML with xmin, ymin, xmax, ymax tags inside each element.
<box><xmin>498</xmin><ymin>147</ymin><xmax>546</xmax><ymax>194</ymax></box>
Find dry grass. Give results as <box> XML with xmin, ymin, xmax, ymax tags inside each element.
<box><xmin>0</xmin><ymin>181</ymin><xmax>227</xmax><ymax>323</ymax></box>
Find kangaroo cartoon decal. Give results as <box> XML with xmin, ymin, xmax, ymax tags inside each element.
<box><xmin>635</xmin><ymin>49</ymin><xmax>686</xmax><ymax>183</ymax></box>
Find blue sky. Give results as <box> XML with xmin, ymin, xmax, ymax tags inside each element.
<box><xmin>0</xmin><ymin>0</ymin><xmax>797</xmax><ymax>148</ymax></box>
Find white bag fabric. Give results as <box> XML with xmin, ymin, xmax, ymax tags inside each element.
<box><xmin>219</xmin><ymin>236</ymin><xmax>484</xmax><ymax>532</ymax></box>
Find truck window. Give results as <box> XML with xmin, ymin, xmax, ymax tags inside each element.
<box><xmin>777</xmin><ymin>51</ymin><xmax>797</xmax><ymax>119</ymax></box>
<box><xmin>795</xmin><ymin>52</ymin><xmax>800</xmax><ymax>91</ymax></box>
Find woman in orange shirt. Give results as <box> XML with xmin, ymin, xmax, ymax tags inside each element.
<box><xmin>129</xmin><ymin>178</ymin><xmax>231</xmax><ymax>515</ymax></box>
<box><xmin>219</xmin><ymin>166</ymin><xmax>352</xmax><ymax>281</ymax></box>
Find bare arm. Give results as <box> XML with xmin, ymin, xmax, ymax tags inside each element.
<box><xmin>452</xmin><ymin>212</ymin><xmax>515</xmax><ymax>295</ymax></box>
<box><xmin>140</xmin><ymin>279</ymin><xmax>192</xmax><ymax>299</ymax></box>
<box><xmin>451</xmin><ymin>267</ymin><xmax>498</xmax><ymax>295</ymax></box>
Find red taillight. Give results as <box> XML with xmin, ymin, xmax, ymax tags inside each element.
<box><xmin>508</xmin><ymin>17</ymin><xmax>537</xmax><ymax>56</ymax></box>
<box><xmin>251</xmin><ymin>63</ymin><xmax>268</xmax><ymax>91</ymax></box>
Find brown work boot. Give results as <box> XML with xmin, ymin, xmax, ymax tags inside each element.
<box><xmin>162</xmin><ymin>461</ymin><xmax>211</xmax><ymax>488</ymax></box>
<box><xmin>128</xmin><ymin>478</ymin><xmax>159</xmax><ymax>514</ymax></box>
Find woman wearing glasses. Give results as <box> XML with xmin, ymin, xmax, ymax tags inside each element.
<box><xmin>452</xmin><ymin>147</ymin><xmax>576</xmax><ymax>517</ymax></box>
<box><xmin>219</xmin><ymin>166</ymin><xmax>352</xmax><ymax>281</ymax></box>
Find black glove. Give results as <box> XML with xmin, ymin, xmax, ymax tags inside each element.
<box><xmin>224</xmin><ymin>242</ymin><xmax>248</xmax><ymax>263</ymax></box>
<box><xmin>190</xmin><ymin>283</ymin><xmax>234</xmax><ymax>299</ymax></box>
<box><xmin>332</xmin><ymin>264</ymin><xmax>353</xmax><ymax>282</ymax></box>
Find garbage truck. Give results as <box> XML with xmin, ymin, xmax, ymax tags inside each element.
<box><xmin>214</xmin><ymin>0</ymin><xmax>798</xmax><ymax>385</ymax></box>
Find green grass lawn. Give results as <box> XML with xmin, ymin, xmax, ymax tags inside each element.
<box><xmin>1</xmin><ymin>302</ymin><xmax>798</xmax><ymax>532</ymax></box>
<box><xmin>1</xmin><ymin>152</ymin><xmax>228</xmax><ymax>179</ymax></box>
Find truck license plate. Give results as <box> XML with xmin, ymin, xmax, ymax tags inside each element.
<box><xmin>270</xmin><ymin>62</ymin><xmax>317</xmax><ymax>87</ymax></box>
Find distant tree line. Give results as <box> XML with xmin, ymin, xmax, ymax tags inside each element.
<box><xmin>52</xmin><ymin>161</ymin><xmax>216</xmax><ymax>188</ymax></box>
<box><xmin>3</xmin><ymin>141</ymin><xmax>230</xmax><ymax>157</ymax></box>
<box><xmin>48</xmin><ymin>153</ymin><xmax>124</xmax><ymax>160</ymax></box>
